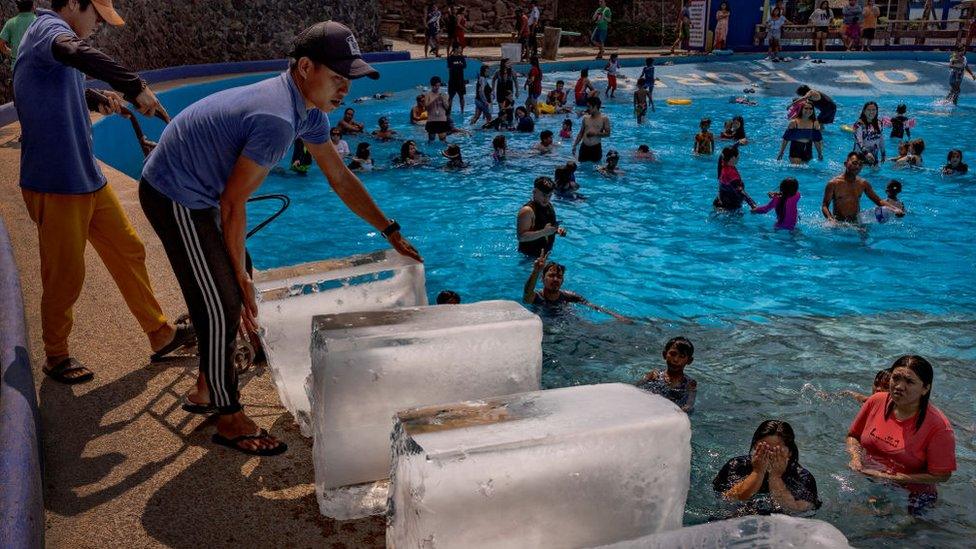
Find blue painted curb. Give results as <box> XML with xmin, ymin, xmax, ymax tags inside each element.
<box><xmin>0</xmin><ymin>51</ymin><xmax>411</xmax><ymax>128</ymax></box>
<box><xmin>0</xmin><ymin>218</ymin><xmax>44</xmax><ymax>549</ymax></box>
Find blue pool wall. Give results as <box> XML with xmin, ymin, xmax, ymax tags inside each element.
<box><xmin>0</xmin><ymin>218</ymin><xmax>43</xmax><ymax>549</ymax></box>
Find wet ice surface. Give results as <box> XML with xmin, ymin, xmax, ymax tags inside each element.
<box><xmin>255</xmin><ymin>249</ymin><xmax>426</xmax><ymax>435</ymax></box>
<box><xmin>308</xmin><ymin>300</ymin><xmax>541</xmax><ymax>497</ymax></box>
<box><xmin>595</xmin><ymin>515</ymin><xmax>851</xmax><ymax>548</ymax></box>
<box><xmin>388</xmin><ymin>384</ymin><xmax>691</xmax><ymax>549</ymax></box>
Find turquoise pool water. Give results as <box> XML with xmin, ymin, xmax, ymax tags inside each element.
<box><xmin>100</xmin><ymin>59</ymin><xmax>975</xmax><ymax>546</ymax></box>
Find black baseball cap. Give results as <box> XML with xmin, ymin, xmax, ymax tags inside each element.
<box><xmin>290</xmin><ymin>21</ymin><xmax>380</xmax><ymax>80</ymax></box>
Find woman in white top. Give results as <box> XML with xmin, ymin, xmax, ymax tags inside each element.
<box><xmin>329</xmin><ymin>127</ymin><xmax>350</xmax><ymax>156</ymax></box>
<box><xmin>808</xmin><ymin>1</ymin><xmax>832</xmax><ymax>52</ymax></box>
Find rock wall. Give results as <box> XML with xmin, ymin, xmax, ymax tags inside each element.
<box><xmin>0</xmin><ymin>0</ymin><xmax>382</xmax><ymax>104</ymax></box>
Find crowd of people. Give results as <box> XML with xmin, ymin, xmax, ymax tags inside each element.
<box><xmin>3</xmin><ymin>0</ymin><xmax>962</xmax><ymax>525</ymax></box>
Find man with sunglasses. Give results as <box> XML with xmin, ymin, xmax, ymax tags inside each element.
<box><xmin>138</xmin><ymin>21</ymin><xmax>422</xmax><ymax>456</ymax></box>
<box><xmin>14</xmin><ymin>0</ymin><xmax>188</xmax><ymax>386</ymax></box>
<box><xmin>517</xmin><ymin>176</ymin><xmax>567</xmax><ymax>257</ymax></box>
<box><xmin>822</xmin><ymin>152</ymin><xmax>903</xmax><ymax>224</ymax></box>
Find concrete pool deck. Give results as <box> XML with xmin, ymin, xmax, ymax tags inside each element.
<box><xmin>0</xmin><ymin>114</ymin><xmax>384</xmax><ymax>546</ymax></box>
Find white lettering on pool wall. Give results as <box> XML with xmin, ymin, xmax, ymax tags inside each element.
<box><xmin>651</xmin><ymin>69</ymin><xmax>921</xmax><ymax>88</ymax></box>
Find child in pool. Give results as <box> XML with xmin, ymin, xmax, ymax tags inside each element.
<box><xmin>604</xmin><ymin>53</ymin><xmax>620</xmax><ymax>98</ymax></box>
<box><xmin>720</xmin><ymin>116</ymin><xmax>748</xmax><ymax>145</ymax></box>
<box><xmin>892</xmin><ymin>138</ymin><xmax>924</xmax><ymax>167</ymax></box>
<box><xmin>533</xmin><ymin>130</ymin><xmax>556</xmax><ymax>154</ymax></box>
<box><xmin>943</xmin><ymin>149</ymin><xmax>969</xmax><ymax>175</ymax></box>
<box><xmin>841</xmin><ymin>368</ymin><xmax>892</xmax><ymax>403</ymax></box>
<box><xmin>559</xmin><ymin>118</ymin><xmax>573</xmax><ymax>139</ymax></box>
<box><xmin>597</xmin><ymin>149</ymin><xmax>623</xmax><ymax>176</ymax></box>
<box><xmin>492</xmin><ymin>134</ymin><xmax>507</xmax><ymax>161</ymax></box>
<box><xmin>751</xmin><ymin>177</ymin><xmax>800</xmax><ymax>230</ymax></box>
<box><xmin>347</xmin><ymin>142</ymin><xmax>373</xmax><ymax>171</ymax></box>
<box><xmin>554</xmin><ymin>160</ymin><xmax>580</xmax><ymax>194</ymax></box>
<box><xmin>484</xmin><ymin>97</ymin><xmax>515</xmax><ymax>130</ymax></box>
<box><xmin>396</xmin><ymin>140</ymin><xmax>425</xmax><ymax>167</ymax></box>
<box><xmin>637</xmin><ymin>337</ymin><xmax>698</xmax><ymax>413</ymax></box>
<box><xmin>888</xmin><ymin>104</ymin><xmax>912</xmax><ymax>142</ymax></box>
<box><xmin>635</xmin><ymin>144</ymin><xmax>656</xmax><ymax>161</ymax></box>
<box><xmin>714</xmin><ymin>146</ymin><xmax>757</xmax><ymax>211</ymax></box>
<box><xmin>634</xmin><ymin>79</ymin><xmax>650</xmax><ymax>124</ymax></box>
<box><xmin>442</xmin><ymin>143</ymin><xmax>466</xmax><ymax>168</ymax></box>
<box><xmin>694</xmin><ymin>118</ymin><xmax>715</xmax><ymax>154</ymax></box>
<box><xmin>884</xmin><ymin>179</ymin><xmax>905</xmax><ymax>215</ymax></box>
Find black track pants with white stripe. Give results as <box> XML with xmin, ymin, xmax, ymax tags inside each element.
<box><xmin>139</xmin><ymin>179</ymin><xmax>243</xmax><ymax>415</ymax></box>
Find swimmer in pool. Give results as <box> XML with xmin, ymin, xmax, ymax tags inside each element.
<box><xmin>777</xmin><ymin>102</ymin><xmax>823</xmax><ymax>164</ymax></box>
<box><xmin>338</xmin><ymin>107</ymin><xmax>365</xmax><ymax>135</ymax></box>
<box><xmin>547</xmin><ymin>80</ymin><xmax>572</xmax><ymax>114</ymax></box>
<box><xmin>892</xmin><ymin>138</ymin><xmax>924</xmax><ymax>167</ymax></box>
<box><xmin>554</xmin><ymin>161</ymin><xmax>581</xmax><ymax>196</ymax></box>
<box><xmin>492</xmin><ymin>134</ymin><xmax>507</xmax><ymax>161</ymax></box>
<box><xmin>634</xmin><ymin>79</ymin><xmax>650</xmax><ymax>124</ymax></box>
<box><xmin>751</xmin><ymin>177</ymin><xmax>800</xmax><ymax>230</ymax></box>
<box><xmin>694</xmin><ymin>118</ymin><xmax>715</xmax><ymax>155</ymax></box>
<box><xmin>559</xmin><ymin>118</ymin><xmax>573</xmax><ymax>139</ymax></box>
<box><xmin>435</xmin><ymin>290</ymin><xmax>461</xmax><ymax>304</ymax></box>
<box><xmin>822</xmin><ymin>152</ymin><xmax>903</xmax><ymax>224</ymax></box>
<box><xmin>636</xmin><ymin>336</ymin><xmax>698</xmax><ymax>413</ymax></box>
<box><xmin>597</xmin><ymin>149</ymin><xmax>623</xmax><ymax>176</ymax></box>
<box><xmin>852</xmin><ymin>101</ymin><xmax>886</xmax><ymax>165</ymax></box>
<box><xmin>371</xmin><ymin>116</ymin><xmax>397</xmax><ymax>141</ymax></box>
<box><xmin>942</xmin><ymin>149</ymin><xmax>968</xmax><ymax>175</ymax></box>
<box><xmin>719</xmin><ymin>115</ymin><xmax>748</xmax><ymax>146</ymax></box>
<box><xmin>572</xmin><ymin>96</ymin><xmax>611</xmax><ymax>163</ymax></box>
<box><xmin>522</xmin><ymin>251</ymin><xmax>631</xmax><ymax>321</ymax></box>
<box><xmin>410</xmin><ymin>94</ymin><xmax>427</xmax><ymax>125</ymax></box>
<box><xmin>714</xmin><ymin>146</ymin><xmax>757</xmax><ymax>211</ymax></box>
<box><xmin>635</xmin><ymin>144</ymin><xmax>656</xmax><ymax>161</ymax></box>
<box><xmin>533</xmin><ymin>130</ymin><xmax>557</xmax><ymax>154</ymax></box>
<box><xmin>841</xmin><ymin>368</ymin><xmax>892</xmax><ymax>403</ymax></box>
<box><xmin>396</xmin><ymin>140</ymin><xmax>426</xmax><ymax>167</ymax></box>
<box><xmin>442</xmin><ymin>143</ymin><xmax>466</xmax><ymax>169</ymax></box>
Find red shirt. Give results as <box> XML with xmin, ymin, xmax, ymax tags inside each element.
<box><xmin>848</xmin><ymin>392</ymin><xmax>956</xmax><ymax>492</ymax></box>
<box><xmin>520</xmin><ymin>14</ymin><xmax>530</xmax><ymax>37</ymax></box>
<box><xmin>529</xmin><ymin>66</ymin><xmax>542</xmax><ymax>95</ymax></box>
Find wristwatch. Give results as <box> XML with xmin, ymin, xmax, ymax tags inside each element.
<box><xmin>381</xmin><ymin>220</ymin><xmax>400</xmax><ymax>237</ymax></box>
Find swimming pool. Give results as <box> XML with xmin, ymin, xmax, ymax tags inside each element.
<box><xmin>97</xmin><ymin>56</ymin><xmax>975</xmax><ymax>546</ymax></box>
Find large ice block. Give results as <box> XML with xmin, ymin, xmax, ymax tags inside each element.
<box><xmin>310</xmin><ymin>300</ymin><xmax>542</xmax><ymax>495</ymax></box>
<box><xmin>387</xmin><ymin>383</ymin><xmax>691</xmax><ymax>549</ymax></box>
<box><xmin>255</xmin><ymin>249</ymin><xmax>426</xmax><ymax>435</ymax></box>
<box><xmin>595</xmin><ymin>515</ymin><xmax>852</xmax><ymax>548</ymax></box>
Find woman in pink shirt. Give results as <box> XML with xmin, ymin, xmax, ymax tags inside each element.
<box><xmin>751</xmin><ymin>177</ymin><xmax>800</xmax><ymax>230</ymax></box>
<box><xmin>847</xmin><ymin>355</ymin><xmax>956</xmax><ymax>514</ymax></box>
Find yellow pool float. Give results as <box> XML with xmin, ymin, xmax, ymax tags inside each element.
<box><xmin>666</xmin><ymin>98</ymin><xmax>692</xmax><ymax>106</ymax></box>
<box><xmin>538</xmin><ymin>102</ymin><xmax>556</xmax><ymax>114</ymax></box>
<box><xmin>841</xmin><ymin>124</ymin><xmax>854</xmax><ymax>133</ymax></box>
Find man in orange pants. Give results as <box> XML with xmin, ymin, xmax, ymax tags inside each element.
<box><xmin>14</xmin><ymin>0</ymin><xmax>192</xmax><ymax>384</ymax></box>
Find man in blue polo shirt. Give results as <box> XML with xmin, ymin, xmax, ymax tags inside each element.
<box><xmin>139</xmin><ymin>21</ymin><xmax>422</xmax><ymax>456</ymax></box>
<box><xmin>15</xmin><ymin>0</ymin><xmax>190</xmax><ymax>386</ymax></box>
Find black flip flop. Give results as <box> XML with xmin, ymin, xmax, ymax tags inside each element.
<box><xmin>43</xmin><ymin>357</ymin><xmax>94</xmax><ymax>385</ymax></box>
<box><xmin>181</xmin><ymin>396</ymin><xmax>216</xmax><ymax>415</ymax></box>
<box><xmin>150</xmin><ymin>324</ymin><xmax>197</xmax><ymax>362</ymax></box>
<box><xmin>212</xmin><ymin>429</ymin><xmax>287</xmax><ymax>456</ymax></box>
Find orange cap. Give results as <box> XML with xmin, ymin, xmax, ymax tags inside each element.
<box><xmin>91</xmin><ymin>0</ymin><xmax>125</xmax><ymax>26</ymax></box>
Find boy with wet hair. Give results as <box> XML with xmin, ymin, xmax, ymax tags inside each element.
<box><xmin>637</xmin><ymin>337</ymin><xmax>698</xmax><ymax>413</ymax></box>
<box><xmin>842</xmin><ymin>368</ymin><xmax>892</xmax><ymax>403</ymax></box>
<box><xmin>634</xmin><ymin>79</ymin><xmax>649</xmax><ymax>124</ymax></box>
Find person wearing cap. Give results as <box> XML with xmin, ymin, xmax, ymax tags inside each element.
<box><xmin>14</xmin><ymin>0</ymin><xmax>190</xmax><ymax>385</ymax></box>
<box><xmin>517</xmin><ymin>176</ymin><xmax>567</xmax><ymax>257</ymax></box>
<box><xmin>138</xmin><ymin>21</ymin><xmax>422</xmax><ymax>456</ymax></box>
<box><xmin>424</xmin><ymin>75</ymin><xmax>450</xmax><ymax>142</ymax></box>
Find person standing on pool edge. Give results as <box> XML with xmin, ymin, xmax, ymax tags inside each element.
<box><xmin>572</xmin><ymin>96</ymin><xmax>611</xmax><ymax>163</ymax></box>
<box><xmin>15</xmin><ymin>0</ymin><xmax>194</xmax><ymax>385</ymax></box>
<box><xmin>139</xmin><ymin>21</ymin><xmax>422</xmax><ymax>456</ymax></box>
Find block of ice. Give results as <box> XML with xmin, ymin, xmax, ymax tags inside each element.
<box><xmin>255</xmin><ymin>249</ymin><xmax>426</xmax><ymax>435</ymax></box>
<box><xmin>310</xmin><ymin>300</ymin><xmax>542</xmax><ymax>497</ymax></box>
<box><xmin>594</xmin><ymin>515</ymin><xmax>852</xmax><ymax>548</ymax></box>
<box><xmin>387</xmin><ymin>383</ymin><xmax>691</xmax><ymax>549</ymax></box>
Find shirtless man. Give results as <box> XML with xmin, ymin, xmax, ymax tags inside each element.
<box><xmin>572</xmin><ymin>96</ymin><xmax>611</xmax><ymax>163</ymax></box>
<box><xmin>424</xmin><ymin>75</ymin><xmax>450</xmax><ymax>142</ymax></box>
<box><xmin>338</xmin><ymin>107</ymin><xmax>364</xmax><ymax>134</ymax></box>
<box><xmin>822</xmin><ymin>152</ymin><xmax>903</xmax><ymax>223</ymax></box>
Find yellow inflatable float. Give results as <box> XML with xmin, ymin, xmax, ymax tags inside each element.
<box><xmin>666</xmin><ymin>98</ymin><xmax>692</xmax><ymax>106</ymax></box>
<box><xmin>538</xmin><ymin>102</ymin><xmax>556</xmax><ymax>114</ymax></box>
<box><xmin>841</xmin><ymin>124</ymin><xmax>854</xmax><ymax>133</ymax></box>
